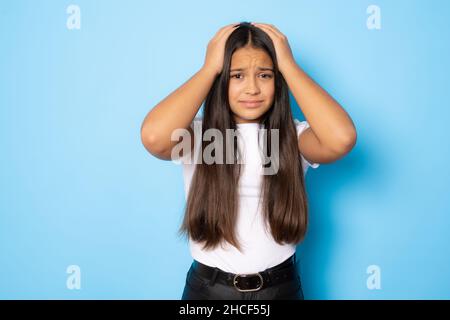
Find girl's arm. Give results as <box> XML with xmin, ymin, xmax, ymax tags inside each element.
<box><xmin>283</xmin><ymin>62</ymin><xmax>357</xmax><ymax>164</ymax></box>
<box><xmin>251</xmin><ymin>22</ymin><xmax>357</xmax><ymax>165</ymax></box>
<box><xmin>140</xmin><ymin>66</ymin><xmax>217</xmax><ymax>160</ymax></box>
<box><xmin>141</xmin><ymin>23</ymin><xmax>239</xmax><ymax>161</ymax></box>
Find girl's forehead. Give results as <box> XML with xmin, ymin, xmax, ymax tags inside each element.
<box><xmin>232</xmin><ymin>47</ymin><xmax>272</xmax><ymax>62</ymax></box>
<box><xmin>231</xmin><ymin>55</ymin><xmax>273</xmax><ymax>70</ymax></box>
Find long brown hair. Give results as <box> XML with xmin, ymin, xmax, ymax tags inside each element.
<box><xmin>177</xmin><ymin>22</ymin><xmax>310</xmax><ymax>252</ymax></box>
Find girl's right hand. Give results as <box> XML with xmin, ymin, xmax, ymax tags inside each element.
<box><xmin>203</xmin><ymin>23</ymin><xmax>240</xmax><ymax>76</ymax></box>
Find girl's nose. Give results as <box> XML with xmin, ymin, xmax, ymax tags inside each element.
<box><xmin>245</xmin><ymin>78</ymin><xmax>260</xmax><ymax>94</ymax></box>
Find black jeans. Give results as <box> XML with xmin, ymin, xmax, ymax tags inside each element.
<box><xmin>181</xmin><ymin>255</ymin><xmax>304</xmax><ymax>300</ymax></box>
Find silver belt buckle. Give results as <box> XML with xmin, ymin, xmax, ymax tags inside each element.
<box><xmin>233</xmin><ymin>273</ymin><xmax>264</xmax><ymax>292</ymax></box>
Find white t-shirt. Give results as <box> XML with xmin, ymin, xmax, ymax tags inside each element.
<box><xmin>181</xmin><ymin>117</ymin><xmax>320</xmax><ymax>274</ymax></box>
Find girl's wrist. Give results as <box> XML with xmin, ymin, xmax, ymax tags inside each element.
<box><xmin>201</xmin><ymin>64</ymin><xmax>219</xmax><ymax>77</ymax></box>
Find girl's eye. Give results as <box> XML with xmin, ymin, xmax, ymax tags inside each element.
<box><xmin>230</xmin><ymin>74</ymin><xmax>273</xmax><ymax>79</ymax></box>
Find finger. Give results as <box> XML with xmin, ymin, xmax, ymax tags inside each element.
<box><xmin>214</xmin><ymin>23</ymin><xmax>239</xmax><ymax>38</ymax></box>
<box><xmin>252</xmin><ymin>22</ymin><xmax>277</xmax><ymax>33</ymax></box>
<box><xmin>216</xmin><ymin>23</ymin><xmax>240</xmax><ymax>41</ymax></box>
<box><xmin>225</xmin><ymin>22</ymin><xmax>240</xmax><ymax>30</ymax></box>
<box><xmin>253</xmin><ymin>23</ymin><xmax>280</xmax><ymax>40</ymax></box>
<box><xmin>253</xmin><ymin>23</ymin><xmax>284</xmax><ymax>39</ymax></box>
<box><xmin>215</xmin><ymin>23</ymin><xmax>240</xmax><ymax>39</ymax></box>
<box><xmin>267</xmin><ymin>24</ymin><xmax>285</xmax><ymax>37</ymax></box>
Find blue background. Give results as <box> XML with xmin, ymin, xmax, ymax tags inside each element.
<box><xmin>1</xmin><ymin>0</ymin><xmax>449</xmax><ymax>299</ymax></box>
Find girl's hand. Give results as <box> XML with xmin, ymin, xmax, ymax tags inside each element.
<box><xmin>251</xmin><ymin>22</ymin><xmax>296</xmax><ymax>74</ymax></box>
<box><xmin>203</xmin><ymin>23</ymin><xmax>240</xmax><ymax>76</ymax></box>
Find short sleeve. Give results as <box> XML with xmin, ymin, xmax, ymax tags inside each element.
<box><xmin>293</xmin><ymin>118</ymin><xmax>320</xmax><ymax>171</ymax></box>
<box><xmin>189</xmin><ymin>116</ymin><xmax>203</xmax><ymax>130</ymax></box>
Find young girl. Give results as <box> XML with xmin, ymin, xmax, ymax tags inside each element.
<box><xmin>141</xmin><ymin>22</ymin><xmax>357</xmax><ymax>300</ymax></box>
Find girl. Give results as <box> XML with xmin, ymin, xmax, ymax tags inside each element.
<box><xmin>141</xmin><ymin>22</ymin><xmax>357</xmax><ymax>300</ymax></box>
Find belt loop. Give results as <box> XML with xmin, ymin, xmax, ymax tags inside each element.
<box><xmin>209</xmin><ymin>268</ymin><xmax>219</xmax><ymax>286</ymax></box>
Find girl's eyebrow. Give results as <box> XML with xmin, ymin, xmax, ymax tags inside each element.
<box><xmin>230</xmin><ymin>67</ymin><xmax>274</xmax><ymax>72</ymax></box>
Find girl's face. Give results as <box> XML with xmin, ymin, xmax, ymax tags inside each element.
<box><xmin>228</xmin><ymin>47</ymin><xmax>275</xmax><ymax>124</ymax></box>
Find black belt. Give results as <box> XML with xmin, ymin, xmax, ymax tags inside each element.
<box><xmin>191</xmin><ymin>254</ymin><xmax>298</xmax><ymax>292</ymax></box>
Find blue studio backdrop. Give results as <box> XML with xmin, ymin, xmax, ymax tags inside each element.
<box><xmin>1</xmin><ymin>0</ymin><xmax>449</xmax><ymax>299</ymax></box>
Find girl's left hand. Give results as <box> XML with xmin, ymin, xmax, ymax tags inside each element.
<box><xmin>251</xmin><ymin>22</ymin><xmax>296</xmax><ymax>74</ymax></box>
